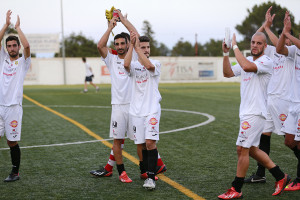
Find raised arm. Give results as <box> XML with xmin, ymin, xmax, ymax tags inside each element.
<box><xmin>276</xmin><ymin>11</ymin><xmax>290</xmax><ymax>56</ymax></box>
<box><xmin>0</xmin><ymin>10</ymin><xmax>12</xmax><ymax>49</ymax></box>
<box><xmin>284</xmin><ymin>31</ymin><xmax>300</xmax><ymax>49</ymax></box>
<box><xmin>263</xmin><ymin>6</ymin><xmax>278</xmax><ymax>46</ymax></box>
<box><xmin>97</xmin><ymin>17</ymin><xmax>117</xmax><ymax>58</ymax></box>
<box><xmin>117</xmin><ymin>10</ymin><xmax>139</xmax><ymax>36</ymax></box>
<box><xmin>222</xmin><ymin>40</ymin><xmax>234</xmax><ymax>77</ymax></box>
<box><xmin>15</xmin><ymin>15</ymin><xmax>30</xmax><ymax>59</ymax></box>
<box><xmin>232</xmin><ymin>34</ymin><xmax>258</xmax><ymax>72</ymax></box>
<box><xmin>124</xmin><ymin>31</ymin><xmax>136</xmax><ymax>72</ymax></box>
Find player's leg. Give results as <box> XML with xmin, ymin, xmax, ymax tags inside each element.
<box><xmin>250</xmin><ymin>146</ymin><xmax>290</xmax><ymax>195</ymax></box>
<box><xmin>83</xmin><ymin>80</ymin><xmax>88</xmax><ymax>93</ymax></box>
<box><xmin>4</xmin><ymin>105</ymin><xmax>23</xmax><ymax>182</ymax></box>
<box><xmin>89</xmin><ymin>81</ymin><xmax>99</xmax><ymax>92</ymax></box>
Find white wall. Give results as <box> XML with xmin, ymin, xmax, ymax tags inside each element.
<box><xmin>24</xmin><ymin>57</ymin><xmax>240</xmax><ymax>85</ymax></box>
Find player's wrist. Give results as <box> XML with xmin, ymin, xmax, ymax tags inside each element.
<box><xmin>223</xmin><ymin>52</ymin><xmax>229</xmax><ymax>57</ymax></box>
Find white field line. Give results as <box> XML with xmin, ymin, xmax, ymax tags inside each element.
<box><xmin>0</xmin><ymin>105</ymin><xmax>215</xmax><ymax>150</ymax></box>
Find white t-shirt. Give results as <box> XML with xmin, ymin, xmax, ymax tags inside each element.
<box><xmin>102</xmin><ymin>51</ymin><xmax>132</xmax><ymax>105</ymax></box>
<box><xmin>84</xmin><ymin>62</ymin><xmax>93</xmax><ymax>76</ymax></box>
<box><xmin>128</xmin><ymin>59</ymin><xmax>162</xmax><ymax>117</ymax></box>
<box><xmin>287</xmin><ymin>45</ymin><xmax>300</xmax><ymax>102</ymax></box>
<box><xmin>0</xmin><ymin>47</ymin><xmax>31</xmax><ymax>106</ymax></box>
<box><xmin>231</xmin><ymin>55</ymin><xmax>272</xmax><ymax>118</ymax></box>
<box><xmin>264</xmin><ymin>45</ymin><xmax>294</xmax><ymax>100</ymax></box>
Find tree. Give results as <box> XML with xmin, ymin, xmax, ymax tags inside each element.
<box><xmin>157</xmin><ymin>43</ymin><xmax>170</xmax><ymax>56</ymax></box>
<box><xmin>141</xmin><ymin>20</ymin><xmax>162</xmax><ymax>56</ymax></box>
<box><xmin>201</xmin><ymin>39</ymin><xmax>223</xmax><ymax>56</ymax></box>
<box><xmin>171</xmin><ymin>38</ymin><xmax>194</xmax><ymax>56</ymax></box>
<box><xmin>236</xmin><ymin>1</ymin><xmax>300</xmax><ymax>49</ymax></box>
<box><xmin>56</xmin><ymin>32</ymin><xmax>98</xmax><ymax>57</ymax></box>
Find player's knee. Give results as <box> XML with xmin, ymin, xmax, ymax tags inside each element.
<box><xmin>146</xmin><ymin>140</ymin><xmax>156</xmax><ymax>150</ymax></box>
<box><xmin>7</xmin><ymin>140</ymin><xmax>18</xmax><ymax>147</ymax></box>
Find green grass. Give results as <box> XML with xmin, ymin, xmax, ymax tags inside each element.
<box><xmin>0</xmin><ymin>83</ymin><xmax>299</xmax><ymax>200</ymax></box>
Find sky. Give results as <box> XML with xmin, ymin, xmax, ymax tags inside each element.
<box><xmin>0</xmin><ymin>0</ymin><xmax>299</xmax><ymax>51</ymax></box>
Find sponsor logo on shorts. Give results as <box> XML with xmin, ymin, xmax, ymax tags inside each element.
<box><xmin>133</xmin><ymin>126</ymin><xmax>136</xmax><ymax>133</ymax></box>
<box><xmin>112</xmin><ymin>121</ymin><xmax>117</xmax><ymax>128</ymax></box>
<box><xmin>241</xmin><ymin>121</ymin><xmax>251</xmax><ymax>130</ymax></box>
<box><xmin>279</xmin><ymin>114</ymin><xmax>287</xmax><ymax>122</ymax></box>
<box><xmin>239</xmin><ymin>131</ymin><xmax>248</xmax><ymax>139</ymax></box>
<box><xmin>10</xmin><ymin>129</ymin><xmax>19</xmax><ymax>137</ymax></box>
<box><xmin>10</xmin><ymin>120</ymin><xmax>18</xmax><ymax>128</ymax></box>
<box><xmin>150</xmin><ymin>126</ymin><xmax>158</xmax><ymax>135</ymax></box>
<box><xmin>149</xmin><ymin>118</ymin><xmax>158</xmax><ymax>125</ymax></box>
<box><xmin>297</xmin><ymin>119</ymin><xmax>300</xmax><ymax>132</ymax></box>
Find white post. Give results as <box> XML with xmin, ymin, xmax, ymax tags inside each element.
<box><xmin>60</xmin><ymin>0</ymin><xmax>67</xmax><ymax>84</ymax></box>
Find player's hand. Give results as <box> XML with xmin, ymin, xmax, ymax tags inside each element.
<box><xmin>15</xmin><ymin>15</ymin><xmax>20</xmax><ymax>29</ymax></box>
<box><xmin>231</xmin><ymin>33</ymin><xmax>237</xmax><ymax>46</ymax></box>
<box><xmin>130</xmin><ymin>31</ymin><xmax>136</xmax><ymax>45</ymax></box>
<box><xmin>116</xmin><ymin>9</ymin><xmax>125</xmax><ymax>22</ymax></box>
<box><xmin>283</xmin><ymin>11</ymin><xmax>291</xmax><ymax>34</ymax></box>
<box><xmin>108</xmin><ymin>17</ymin><xmax>117</xmax><ymax>29</ymax></box>
<box><xmin>264</xmin><ymin>6</ymin><xmax>275</xmax><ymax>28</ymax></box>
<box><xmin>222</xmin><ymin>40</ymin><xmax>230</xmax><ymax>53</ymax></box>
<box><xmin>6</xmin><ymin>10</ymin><xmax>12</xmax><ymax>26</ymax></box>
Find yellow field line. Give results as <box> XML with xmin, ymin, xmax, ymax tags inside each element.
<box><xmin>23</xmin><ymin>94</ymin><xmax>205</xmax><ymax>200</ymax></box>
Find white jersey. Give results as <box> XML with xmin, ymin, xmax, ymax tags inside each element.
<box><xmin>286</xmin><ymin>45</ymin><xmax>300</xmax><ymax>102</ymax></box>
<box><xmin>128</xmin><ymin>59</ymin><xmax>162</xmax><ymax>117</ymax></box>
<box><xmin>232</xmin><ymin>55</ymin><xmax>272</xmax><ymax>118</ymax></box>
<box><xmin>0</xmin><ymin>47</ymin><xmax>31</xmax><ymax>106</ymax></box>
<box><xmin>102</xmin><ymin>51</ymin><xmax>132</xmax><ymax>105</ymax></box>
<box><xmin>85</xmin><ymin>62</ymin><xmax>93</xmax><ymax>76</ymax></box>
<box><xmin>264</xmin><ymin>45</ymin><xmax>294</xmax><ymax>100</ymax></box>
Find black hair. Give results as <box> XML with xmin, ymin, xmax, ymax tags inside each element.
<box><xmin>120</xmin><ymin>32</ymin><xmax>130</xmax><ymax>42</ymax></box>
<box><xmin>139</xmin><ymin>36</ymin><xmax>150</xmax><ymax>43</ymax></box>
<box><xmin>277</xmin><ymin>29</ymin><xmax>294</xmax><ymax>36</ymax></box>
<box><xmin>82</xmin><ymin>57</ymin><xmax>86</xmax><ymax>62</ymax></box>
<box><xmin>114</xmin><ymin>34</ymin><xmax>127</xmax><ymax>45</ymax></box>
<box><xmin>6</xmin><ymin>35</ymin><xmax>20</xmax><ymax>46</ymax></box>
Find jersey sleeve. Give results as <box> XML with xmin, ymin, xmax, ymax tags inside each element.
<box><xmin>0</xmin><ymin>47</ymin><xmax>7</xmax><ymax>71</ymax></box>
<box><xmin>254</xmin><ymin>55</ymin><xmax>273</xmax><ymax>75</ymax></box>
<box><xmin>101</xmin><ymin>51</ymin><xmax>113</xmax><ymax>70</ymax></box>
<box><xmin>231</xmin><ymin>64</ymin><xmax>241</xmax><ymax>77</ymax></box>
<box><xmin>148</xmin><ymin>60</ymin><xmax>161</xmax><ymax>76</ymax></box>
<box><xmin>287</xmin><ymin>45</ymin><xmax>297</xmax><ymax>59</ymax></box>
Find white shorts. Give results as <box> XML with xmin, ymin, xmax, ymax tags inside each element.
<box><xmin>263</xmin><ymin>96</ymin><xmax>291</xmax><ymax>135</ymax></box>
<box><xmin>236</xmin><ymin>115</ymin><xmax>265</xmax><ymax>148</ymax></box>
<box><xmin>0</xmin><ymin>105</ymin><xmax>23</xmax><ymax>141</ymax></box>
<box><xmin>281</xmin><ymin>102</ymin><xmax>300</xmax><ymax>141</ymax></box>
<box><xmin>130</xmin><ymin>111</ymin><xmax>161</xmax><ymax>145</ymax></box>
<box><xmin>109</xmin><ymin>104</ymin><xmax>132</xmax><ymax>139</ymax></box>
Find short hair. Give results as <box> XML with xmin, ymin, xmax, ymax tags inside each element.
<box><xmin>277</xmin><ymin>29</ymin><xmax>293</xmax><ymax>36</ymax></box>
<box><xmin>114</xmin><ymin>34</ymin><xmax>127</xmax><ymax>45</ymax></box>
<box><xmin>139</xmin><ymin>36</ymin><xmax>150</xmax><ymax>43</ymax></box>
<box><xmin>251</xmin><ymin>32</ymin><xmax>267</xmax><ymax>43</ymax></box>
<box><xmin>6</xmin><ymin>35</ymin><xmax>20</xmax><ymax>46</ymax></box>
<box><xmin>82</xmin><ymin>57</ymin><xmax>86</xmax><ymax>62</ymax></box>
<box><xmin>120</xmin><ymin>32</ymin><xmax>130</xmax><ymax>42</ymax></box>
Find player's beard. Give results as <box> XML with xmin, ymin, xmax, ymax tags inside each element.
<box><xmin>8</xmin><ymin>51</ymin><xmax>19</xmax><ymax>58</ymax></box>
<box><xmin>251</xmin><ymin>48</ymin><xmax>264</xmax><ymax>57</ymax></box>
<box><xmin>117</xmin><ymin>49</ymin><xmax>125</xmax><ymax>55</ymax></box>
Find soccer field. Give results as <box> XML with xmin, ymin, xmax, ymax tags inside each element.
<box><xmin>0</xmin><ymin>83</ymin><xmax>298</xmax><ymax>200</ymax></box>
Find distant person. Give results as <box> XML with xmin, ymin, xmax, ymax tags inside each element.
<box><xmin>0</xmin><ymin>10</ymin><xmax>31</xmax><ymax>182</ymax></box>
<box><xmin>218</xmin><ymin>32</ymin><xmax>290</xmax><ymax>199</ymax></box>
<box><xmin>82</xmin><ymin>57</ymin><xmax>99</xmax><ymax>93</ymax></box>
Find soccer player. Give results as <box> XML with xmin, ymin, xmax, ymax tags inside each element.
<box><xmin>245</xmin><ymin>6</ymin><xmax>294</xmax><ymax>184</ymax></box>
<box><xmin>276</xmin><ymin>11</ymin><xmax>300</xmax><ymax>192</ymax></box>
<box><xmin>0</xmin><ymin>10</ymin><xmax>31</xmax><ymax>182</ymax></box>
<box><xmin>124</xmin><ymin>32</ymin><xmax>161</xmax><ymax>190</ymax></box>
<box><xmin>218</xmin><ymin>32</ymin><xmax>290</xmax><ymax>199</ymax></box>
<box><xmin>82</xmin><ymin>57</ymin><xmax>99</xmax><ymax>93</ymax></box>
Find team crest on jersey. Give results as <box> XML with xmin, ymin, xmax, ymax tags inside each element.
<box><xmin>133</xmin><ymin>126</ymin><xmax>136</xmax><ymax>133</ymax></box>
<box><xmin>15</xmin><ymin>61</ymin><xmax>18</xmax><ymax>65</ymax></box>
<box><xmin>10</xmin><ymin>120</ymin><xmax>18</xmax><ymax>128</ymax></box>
<box><xmin>149</xmin><ymin>118</ymin><xmax>158</xmax><ymax>125</ymax></box>
<box><xmin>241</xmin><ymin>121</ymin><xmax>251</xmax><ymax>130</ymax></box>
<box><xmin>112</xmin><ymin>121</ymin><xmax>117</xmax><ymax>128</ymax></box>
<box><xmin>279</xmin><ymin>114</ymin><xmax>287</xmax><ymax>122</ymax></box>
